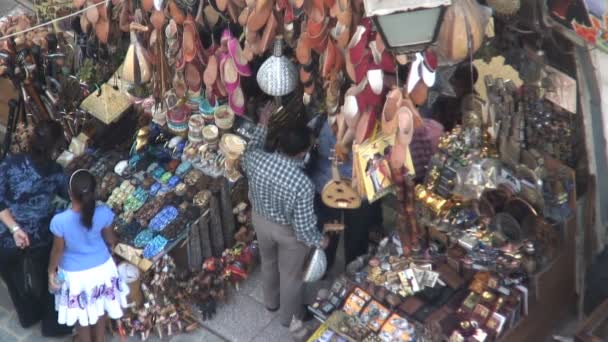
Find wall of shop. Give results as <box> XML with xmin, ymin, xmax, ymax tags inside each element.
<box><xmin>576</xmin><ymin>48</ymin><xmax>608</xmax><ymax>254</ymax></box>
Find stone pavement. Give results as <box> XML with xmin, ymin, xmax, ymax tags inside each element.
<box><xmin>0</xmin><ymin>268</ymin><xmax>310</xmax><ymax>342</ymax></box>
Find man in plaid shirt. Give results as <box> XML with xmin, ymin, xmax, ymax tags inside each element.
<box><xmin>242</xmin><ymin>108</ymin><xmax>328</xmax><ymax>326</ymax></box>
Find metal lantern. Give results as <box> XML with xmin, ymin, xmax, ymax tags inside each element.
<box><xmin>256</xmin><ymin>37</ymin><xmax>298</xmax><ymax>97</ymax></box>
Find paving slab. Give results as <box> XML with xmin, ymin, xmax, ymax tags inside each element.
<box><xmin>250</xmin><ymin>316</ymin><xmax>293</xmax><ymax>342</ymax></box>
<box><xmin>0</xmin><ymin>285</ymin><xmax>13</xmax><ymax>312</ymax></box>
<box><xmin>201</xmin><ymin>294</ymin><xmax>275</xmax><ymax>342</ymax></box>
<box><xmin>169</xmin><ymin>329</ymin><xmax>227</xmax><ymax>342</ymax></box>
<box><xmin>2</xmin><ymin>312</ymin><xmax>33</xmax><ymax>340</ymax></box>
<box><xmin>0</xmin><ymin>326</ymin><xmax>17</xmax><ymax>342</ymax></box>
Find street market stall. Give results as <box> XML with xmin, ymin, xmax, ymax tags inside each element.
<box><xmin>0</xmin><ymin>0</ymin><xmax>590</xmax><ymax>340</ymax></box>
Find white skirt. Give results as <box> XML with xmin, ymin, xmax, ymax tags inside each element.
<box><xmin>55</xmin><ymin>257</ymin><xmax>130</xmax><ymax>327</ymax></box>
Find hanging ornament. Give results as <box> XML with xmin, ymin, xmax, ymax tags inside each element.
<box><xmin>256</xmin><ymin>36</ymin><xmax>298</xmax><ymax>97</ymax></box>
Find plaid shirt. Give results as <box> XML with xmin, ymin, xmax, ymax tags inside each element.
<box><xmin>242</xmin><ymin>125</ymin><xmax>322</xmax><ymax>247</ymax></box>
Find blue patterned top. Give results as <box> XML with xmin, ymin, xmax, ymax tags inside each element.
<box><xmin>0</xmin><ymin>154</ymin><xmax>67</xmax><ymax>249</ymax></box>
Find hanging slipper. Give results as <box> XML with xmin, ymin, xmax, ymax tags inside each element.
<box><xmin>217</xmin><ymin>0</ymin><xmax>229</xmax><ymax>12</ymax></box>
<box><xmin>204</xmin><ymin>5</ymin><xmax>221</xmax><ymax>27</ymax></box>
<box><xmin>185</xmin><ymin>62</ymin><xmax>202</xmax><ymax>93</ymax></box>
<box><xmin>80</xmin><ymin>13</ymin><xmax>91</xmax><ymax>33</ymax></box>
<box><xmin>182</xmin><ymin>16</ymin><xmax>197</xmax><ymax>63</ymax></box>
<box><xmin>119</xmin><ymin>2</ymin><xmax>131</xmax><ymax>32</ymax></box>
<box><xmin>295</xmin><ymin>33</ymin><xmax>312</xmax><ymax>65</ymax></box>
<box><xmin>246</xmin><ymin>0</ymin><xmax>271</xmax><ymax>32</ymax></box>
<box><xmin>226</xmin><ymin>1</ymin><xmax>240</xmax><ymax>23</ymax></box>
<box><xmin>347</xmin><ymin>25</ymin><xmax>368</xmax><ymax>66</ymax></box>
<box><xmin>203</xmin><ymin>54</ymin><xmax>218</xmax><ymax>88</ymax></box>
<box><xmin>320</xmin><ymin>38</ymin><xmax>336</xmax><ymax>79</ymax></box>
<box><xmin>173</xmin><ymin>71</ymin><xmax>187</xmax><ymax>98</ymax></box>
<box><xmin>259</xmin><ymin>11</ymin><xmax>278</xmax><ymax>53</ymax></box>
<box><xmin>381</xmin><ymin>88</ymin><xmax>402</xmax><ymax>136</ymax></box>
<box><xmin>168</xmin><ymin>0</ymin><xmax>186</xmax><ymax>25</ymax></box>
<box><xmin>227</xmin><ymin>38</ymin><xmax>252</xmax><ymax>76</ymax></box>
<box><xmin>95</xmin><ymin>17</ymin><xmax>110</xmax><ymax>44</ymax></box>
<box><xmin>143</xmin><ymin>0</ymin><xmax>154</xmax><ymax>12</ymax></box>
<box><xmin>220</xmin><ymin>53</ymin><xmax>240</xmax><ymax>94</ymax></box>
<box><xmin>151</xmin><ymin>10</ymin><xmax>165</xmax><ymax>31</ymax></box>
<box><xmin>229</xmin><ymin>86</ymin><xmax>246</xmax><ymax>116</ymax></box>
<box><xmin>74</xmin><ymin>0</ymin><xmax>85</xmax><ymax>7</ymax></box>
<box><xmin>85</xmin><ymin>1</ymin><xmax>99</xmax><ymax>25</ymax></box>
<box><xmin>389</xmin><ymin>106</ymin><xmax>414</xmax><ymax>170</ymax></box>
<box><xmin>238</xmin><ymin>7</ymin><xmax>250</xmax><ymax>26</ymax></box>
<box><xmin>355</xmin><ymin>107</ymin><xmax>376</xmax><ymax>144</ymax></box>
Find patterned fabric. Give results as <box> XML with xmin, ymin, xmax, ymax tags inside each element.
<box><xmin>242</xmin><ymin>125</ymin><xmax>322</xmax><ymax>247</ymax></box>
<box><xmin>0</xmin><ymin>154</ymin><xmax>67</xmax><ymax>249</ymax></box>
<box><xmin>57</xmin><ymin>277</ymin><xmax>123</xmax><ymax>309</ymax></box>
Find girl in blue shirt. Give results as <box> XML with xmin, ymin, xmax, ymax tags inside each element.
<box><xmin>48</xmin><ymin>169</ymin><xmax>129</xmax><ymax>342</ymax></box>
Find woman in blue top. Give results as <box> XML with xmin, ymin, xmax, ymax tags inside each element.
<box><xmin>0</xmin><ymin>120</ymin><xmax>72</xmax><ymax>337</ymax></box>
<box><xmin>48</xmin><ymin>169</ymin><xmax>129</xmax><ymax>342</ymax></box>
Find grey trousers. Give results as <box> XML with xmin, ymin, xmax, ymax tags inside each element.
<box><xmin>252</xmin><ymin>213</ymin><xmax>310</xmax><ymax>326</ymax></box>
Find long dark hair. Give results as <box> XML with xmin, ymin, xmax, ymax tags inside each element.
<box><xmin>30</xmin><ymin>120</ymin><xmax>64</xmax><ymax>173</ymax></box>
<box><xmin>69</xmin><ymin>169</ymin><xmax>97</xmax><ymax>229</ymax></box>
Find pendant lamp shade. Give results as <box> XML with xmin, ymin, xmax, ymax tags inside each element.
<box><xmin>256</xmin><ymin>37</ymin><xmax>298</xmax><ymax>97</ymax></box>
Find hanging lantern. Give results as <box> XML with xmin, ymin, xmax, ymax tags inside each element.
<box><xmin>256</xmin><ymin>37</ymin><xmax>298</xmax><ymax>97</ymax></box>
<box><xmin>436</xmin><ymin>0</ymin><xmax>490</xmax><ymax>64</ymax></box>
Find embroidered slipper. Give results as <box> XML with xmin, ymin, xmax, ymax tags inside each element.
<box><xmin>151</xmin><ymin>9</ymin><xmax>165</xmax><ymax>31</ymax></box>
<box><xmin>229</xmin><ymin>85</ymin><xmax>246</xmax><ymax>116</ymax></box>
<box><xmin>355</xmin><ymin>107</ymin><xmax>376</xmax><ymax>144</ymax></box>
<box><xmin>95</xmin><ymin>17</ymin><xmax>110</xmax><ymax>44</ymax></box>
<box><xmin>85</xmin><ymin>2</ymin><xmax>99</xmax><ymax>25</ymax></box>
<box><xmin>220</xmin><ymin>53</ymin><xmax>240</xmax><ymax>94</ymax></box>
<box><xmin>381</xmin><ymin>88</ymin><xmax>402</xmax><ymax>136</ymax></box>
<box><xmin>173</xmin><ymin>71</ymin><xmax>187</xmax><ymax>98</ymax></box>
<box><xmin>247</xmin><ymin>0</ymin><xmax>271</xmax><ymax>32</ymax></box>
<box><xmin>168</xmin><ymin>0</ymin><xmax>186</xmax><ymax>25</ymax></box>
<box><xmin>320</xmin><ymin>38</ymin><xmax>336</xmax><ymax>79</ymax></box>
<box><xmin>238</xmin><ymin>7</ymin><xmax>250</xmax><ymax>26</ymax></box>
<box><xmin>203</xmin><ymin>54</ymin><xmax>218</xmax><ymax>88</ymax></box>
<box><xmin>347</xmin><ymin>25</ymin><xmax>368</xmax><ymax>66</ymax></box>
<box><xmin>143</xmin><ymin>0</ymin><xmax>154</xmax><ymax>12</ymax></box>
<box><xmin>204</xmin><ymin>5</ymin><xmax>221</xmax><ymax>27</ymax></box>
<box><xmin>228</xmin><ymin>38</ymin><xmax>252</xmax><ymax>76</ymax></box>
<box><xmin>182</xmin><ymin>15</ymin><xmax>196</xmax><ymax>63</ymax></box>
<box><xmin>185</xmin><ymin>62</ymin><xmax>202</xmax><ymax>93</ymax></box>
<box><xmin>296</xmin><ymin>33</ymin><xmax>312</xmax><ymax>65</ymax></box>
<box><xmin>259</xmin><ymin>11</ymin><xmax>278</xmax><ymax>53</ymax></box>
<box><xmin>217</xmin><ymin>0</ymin><xmax>229</xmax><ymax>12</ymax></box>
